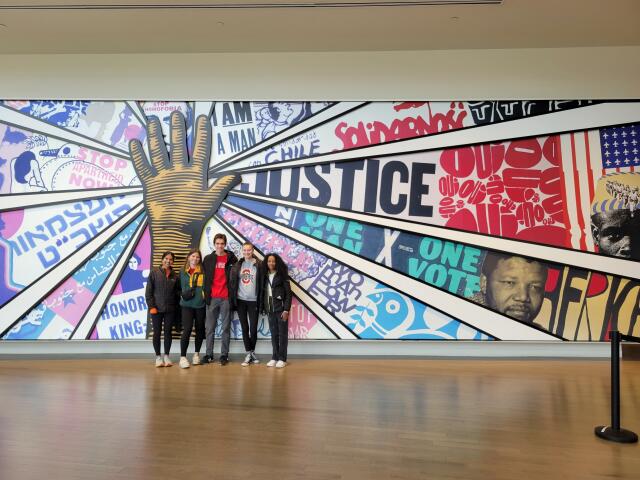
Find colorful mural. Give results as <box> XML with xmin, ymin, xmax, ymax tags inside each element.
<box><xmin>0</xmin><ymin>101</ymin><xmax>638</xmax><ymax>341</ymax></box>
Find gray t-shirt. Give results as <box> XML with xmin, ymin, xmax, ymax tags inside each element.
<box><xmin>237</xmin><ymin>259</ymin><xmax>258</xmax><ymax>301</ymax></box>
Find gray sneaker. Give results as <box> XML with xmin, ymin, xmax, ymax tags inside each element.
<box><xmin>250</xmin><ymin>351</ymin><xmax>260</xmax><ymax>364</ymax></box>
<box><xmin>241</xmin><ymin>352</ymin><xmax>252</xmax><ymax>367</ymax></box>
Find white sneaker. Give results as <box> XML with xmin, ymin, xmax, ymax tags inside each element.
<box><xmin>250</xmin><ymin>351</ymin><xmax>260</xmax><ymax>364</ymax></box>
<box><xmin>192</xmin><ymin>352</ymin><xmax>201</xmax><ymax>366</ymax></box>
<box><xmin>241</xmin><ymin>352</ymin><xmax>252</xmax><ymax>367</ymax></box>
<box><xmin>266</xmin><ymin>360</ymin><xmax>277</xmax><ymax>367</ymax></box>
<box><xmin>179</xmin><ymin>356</ymin><xmax>190</xmax><ymax>369</ymax></box>
<box><xmin>275</xmin><ymin>360</ymin><xmax>286</xmax><ymax>368</ymax></box>
<box><xmin>155</xmin><ymin>356</ymin><xmax>164</xmax><ymax>368</ymax></box>
<box><xmin>163</xmin><ymin>355</ymin><xmax>173</xmax><ymax>367</ymax></box>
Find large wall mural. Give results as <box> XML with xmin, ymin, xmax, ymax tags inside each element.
<box><xmin>0</xmin><ymin>100</ymin><xmax>638</xmax><ymax>343</ymax></box>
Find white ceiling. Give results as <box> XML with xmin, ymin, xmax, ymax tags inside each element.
<box><xmin>0</xmin><ymin>0</ymin><xmax>638</xmax><ymax>54</ymax></box>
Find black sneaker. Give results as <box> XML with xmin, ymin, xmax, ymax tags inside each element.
<box><xmin>219</xmin><ymin>355</ymin><xmax>229</xmax><ymax>366</ymax></box>
<box><xmin>202</xmin><ymin>355</ymin><xmax>214</xmax><ymax>364</ymax></box>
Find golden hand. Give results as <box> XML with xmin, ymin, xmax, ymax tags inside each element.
<box><xmin>130</xmin><ymin>111</ymin><xmax>240</xmax><ymax>267</ymax></box>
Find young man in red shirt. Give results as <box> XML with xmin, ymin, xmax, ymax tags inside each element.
<box><xmin>202</xmin><ymin>233</ymin><xmax>238</xmax><ymax>365</ymax></box>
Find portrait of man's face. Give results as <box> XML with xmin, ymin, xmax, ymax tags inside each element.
<box><xmin>591</xmin><ymin>210</ymin><xmax>640</xmax><ymax>260</ymax></box>
<box><xmin>481</xmin><ymin>256</ymin><xmax>547</xmax><ymax>323</ymax></box>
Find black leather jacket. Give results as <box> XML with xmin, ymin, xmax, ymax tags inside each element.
<box><xmin>261</xmin><ymin>271</ymin><xmax>292</xmax><ymax>314</ymax></box>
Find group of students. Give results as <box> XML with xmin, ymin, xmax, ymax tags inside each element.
<box><xmin>145</xmin><ymin>233</ymin><xmax>292</xmax><ymax>370</ymax></box>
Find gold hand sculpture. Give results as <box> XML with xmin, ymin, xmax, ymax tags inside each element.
<box><xmin>129</xmin><ymin>111</ymin><xmax>240</xmax><ymax>267</ymax></box>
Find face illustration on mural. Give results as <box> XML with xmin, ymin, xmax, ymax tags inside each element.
<box><xmin>590</xmin><ymin>173</ymin><xmax>640</xmax><ymax>261</ymax></box>
<box><xmin>591</xmin><ymin>210</ymin><xmax>640</xmax><ymax>260</ymax></box>
<box><xmin>480</xmin><ymin>254</ymin><xmax>547</xmax><ymax>323</ymax></box>
<box><xmin>128</xmin><ymin>255</ymin><xmax>139</xmax><ymax>271</ymax></box>
<box><xmin>268</xmin><ymin>102</ymin><xmax>294</xmax><ymax>124</ymax></box>
<box><xmin>11</xmin><ymin>150</ymin><xmax>45</xmax><ymax>192</ymax></box>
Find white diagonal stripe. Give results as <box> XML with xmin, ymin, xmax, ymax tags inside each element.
<box><xmin>126</xmin><ymin>101</ymin><xmax>147</xmax><ymax>126</ymax></box>
<box><xmin>213</xmin><ymin>102</ymin><xmax>366</xmax><ymax>173</ymax></box>
<box><xmin>207</xmin><ymin>214</ymin><xmax>356</xmax><ymax>339</ymax></box>
<box><xmin>240</xmin><ymin>102</ymin><xmax>640</xmax><ymax>173</ymax></box>
<box><xmin>288</xmin><ymin>283</ymin><xmax>353</xmax><ymax>339</ymax></box>
<box><xmin>0</xmin><ymin>203</ymin><xmax>145</xmax><ymax>336</ymax></box>
<box><xmin>224</xmin><ymin>202</ymin><xmax>560</xmax><ymax>341</ymax></box>
<box><xmin>229</xmin><ymin>191</ymin><xmax>639</xmax><ymax>280</ymax></box>
<box><xmin>0</xmin><ymin>104</ymin><xmax>129</xmax><ymax>157</ymax></box>
<box><xmin>0</xmin><ymin>187</ymin><xmax>143</xmax><ymax>212</ymax></box>
<box><xmin>71</xmin><ymin>216</ymin><xmax>148</xmax><ymax>340</ymax></box>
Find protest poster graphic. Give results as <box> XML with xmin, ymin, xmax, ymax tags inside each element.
<box><xmin>1</xmin><ymin>100</ymin><xmax>638</xmax><ymax>341</ymax></box>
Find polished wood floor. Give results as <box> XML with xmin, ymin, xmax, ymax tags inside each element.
<box><xmin>0</xmin><ymin>357</ymin><xmax>638</xmax><ymax>480</ymax></box>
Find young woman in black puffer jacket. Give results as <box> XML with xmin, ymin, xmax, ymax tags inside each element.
<box><xmin>261</xmin><ymin>253</ymin><xmax>292</xmax><ymax>368</ymax></box>
<box><xmin>145</xmin><ymin>251</ymin><xmax>180</xmax><ymax>367</ymax></box>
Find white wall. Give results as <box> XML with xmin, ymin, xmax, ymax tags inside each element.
<box><xmin>1</xmin><ymin>46</ymin><xmax>639</xmax><ymax>100</ymax></box>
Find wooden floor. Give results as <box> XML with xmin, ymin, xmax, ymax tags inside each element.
<box><xmin>0</xmin><ymin>357</ymin><xmax>638</xmax><ymax>480</ymax></box>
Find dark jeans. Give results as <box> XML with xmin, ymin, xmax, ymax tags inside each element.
<box><xmin>237</xmin><ymin>299</ymin><xmax>258</xmax><ymax>352</ymax></box>
<box><xmin>268</xmin><ymin>312</ymin><xmax>289</xmax><ymax>362</ymax></box>
<box><xmin>151</xmin><ymin>311</ymin><xmax>175</xmax><ymax>356</ymax></box>
<box><xmin>180</xmin><ymin>306</ymin><xmax>206</xmax><ymax>356</ymax></box>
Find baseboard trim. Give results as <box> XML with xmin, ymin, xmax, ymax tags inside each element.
<box><xmin>0</xmin><ymin>340</ymin><xmax>610</xmax><ymax>358</ymax></box>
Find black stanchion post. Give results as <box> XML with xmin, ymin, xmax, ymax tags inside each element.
<box><xmin>611</xmin><ymin>330</ymin><xmax>621</xmax><ymax>431</ymax></box>
<box><xmin>594</xmin><ymin>330</ymin><xmax>638</xmax><ymax>443</ymax></box>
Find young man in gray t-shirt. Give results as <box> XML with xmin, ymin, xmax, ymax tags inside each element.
<box><xmin>229</xmin><ymin>242</ymin><xmax>263</xmax><ymax>365</ymax></box>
